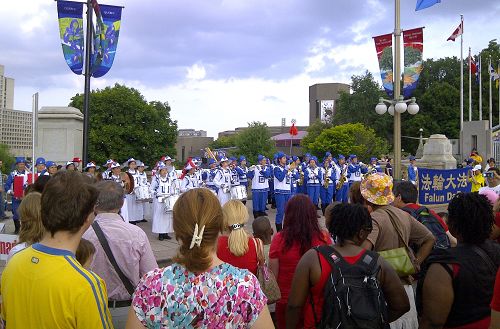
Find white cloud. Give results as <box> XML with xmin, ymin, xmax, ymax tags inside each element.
<box><xmin>186</xmin><ymin>63</ymin><xmax>207</xmax><ymax>81</ymax></box>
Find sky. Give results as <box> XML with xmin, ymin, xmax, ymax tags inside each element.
<box><xmin>1</xmin><ymin>0</ymin><xmax>499</xmax><ymax>138</ymax></box>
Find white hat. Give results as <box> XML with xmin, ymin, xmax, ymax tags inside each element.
<box><xmin>127</xmin><ymin>158</ymin><xmax>137</xmax><ymax>165</ymax></box>
<box><xmin>156</xmin><ymin>162</ymin><xmax>167</xmax><ymax>170</ymax></box>
<box><xmin>110</xmin><ymin>162</ymin><xmax>121</xmax><ymax>169</ymax></box>
<box><xmin>136</xmin><ymin>160</ymin><xmax>148</xmax><ymax>169</ymax></box>
<box><xmin>65</xmin><ymin>161</ymin><xmax>75</xmax><ymax>168</ymax></box>
<box><xmin>185</xmin><ymin>160</ymin><xmax>196</xmax><ymax>171</ymax></box>
<box><xmin>164</xmin><ymin>156</ymin><xmax>174</xmax><ymax>162</ymax></box>
<box><xmin>472</xmin><ymin>164</ymin><xmax>482</xmax><ymax>171</ymax></box>
<box><xmin>219</xmin><ymin>157</ymin><xmax>229</xmax><ymax>163</ymax></box>
<box><xmin>84</xmin><ymin>162</ymin><xmax>99</xmax><ymax>171</ymax></box>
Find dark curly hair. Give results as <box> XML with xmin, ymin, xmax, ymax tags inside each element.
<box><xmin>326</xmin><ymin>203</ymin><xmax>373</xmax><ymax>245</ymax></box>
<box><xmin>448</xmin><ymin>192</ymin><xmax>493</xmax><ymax>244</ymax></box>
<box><xmin>281</xmin><ymin>194</ymin><xmax>328</xmax><ymax>255</ymax></box>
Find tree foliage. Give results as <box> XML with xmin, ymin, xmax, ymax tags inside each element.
<box><xmin>303</xmin><ymin>123</ymin><xmax>389</xmax><ymax>162</ymax></box>
<box><xmin>69</xmin><ymin>84</ymin><xmax>178</xmax><ymax>166</ymax></box>
<box><xmin>235</xmin><ymin>122</ymin><xmax>276</xmax><ymax>163</ymax></box>
<box><xmin>0</xmin><ymin>144</ymin><xmax>15</xmax><ymax>172</ymax></box>
<box><xmin>300</xmin><ymin>120</ymin><xmax>331</xmax><ymax>151</ymax></box>
<box><xmin>209</xmin><ymin>135</ymin><xmax>238</xmax><ymax>150</ymax></box>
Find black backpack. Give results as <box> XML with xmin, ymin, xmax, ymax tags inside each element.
<box><xmin>402</xmin><ymin>206</ymin><xmax>451</xmax><ymax>250</ymax></box>
<box><xmin>311</xmin><ymin>245</ymin><xmax>389</xmax><ymax>329</ymax></box>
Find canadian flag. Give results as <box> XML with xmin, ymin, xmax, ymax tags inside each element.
<box><xmin>447</xmin><ymin>21</ymin><xmax>463</xmax><ymax>42</ymax></box>
<box><xmin>469</xmin><ymin>55</ymin><xmax>477</xmax><ymax>75</ymax></box>
<box><xmin>289</xmin><ymin>123</ymin><xmax>298</xmax><ymax>136</ymax></box>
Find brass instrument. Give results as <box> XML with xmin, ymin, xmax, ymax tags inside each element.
<box><xmin>323</xmin><ymin>161</ymin><xmax>330</xmax><ymax>188</ymax></box>
<box><xmin>288</xmin><ymin>161</ymin><xmax>297</xmax><ymax>174</ymax></box>
<box><xmin>336</xmin><ymin>166</ymin><xmax>347</xmax><ymax>190</ymax></box>
<box><xmin>204</xmin><ymin>147</ymin><xmax>217</xmax><ymax>160</ymax></box>
<box><xmin>298</xmin><ymin>165</ymin><xmax>304</xmax><ymax>186</ymax></box>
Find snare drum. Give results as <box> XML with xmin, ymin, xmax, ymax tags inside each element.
<box><xmin>135</xmin><ymin>186</ymin><xmax>152</xmax><ymax>202</ymax></box>
<box><xmin>222</xmin><ymin>185</ymin><xmax>230</xmax><ymax>194</ymax></box>
<box><xmin>230</xmin><ymin>185</ymin><xmax>247</xmax><ymax>201</ymax></box>
<box><xmin>163</xmin><ymin>194</ymin><xmax>180</xmax><ymax>213</ymax></box>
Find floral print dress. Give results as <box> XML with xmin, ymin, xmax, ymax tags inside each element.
<box><xmin>132</xmin><ymin>262</ymin><xmax>267</xmax><ymax>328</ymax></box>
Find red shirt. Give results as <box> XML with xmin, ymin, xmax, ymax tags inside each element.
<box><xmin>269</xmin><ymin>231</ymin><xmax>330</xmax><ymax>304</ymax></box>
<box><xmin>216</xmin><ymin>236</ymin><xmax>258</xmax><ymax>275</ymax></box>
<box><xmin>303</xmin><ymin>249</ymin><xmax>367</xmax><ymax>328</ymax></box>
<box><xmin>491</xmin><ymin>268</ymin><xmax>500</xmax><ymax>312</ymax></box>
<box><xmin>404</xmin><ymin>203</ymin><xmax>449</xmax><ymax>231</ymax></box>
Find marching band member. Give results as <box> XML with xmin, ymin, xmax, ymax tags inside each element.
<box><xmin>319</xmin><ymin>157</ymin><xmax>335</xmax><ymax>215</ymax></box>
<box><xmin>213</xmin><ymin>157</ymin><xmax>232</xmax><ymax>206</ymax></box>
<box><xmin>46</xmin><ymin>161</ymin><xmax>58</xmax><ymax>176</ymax></box>
<box><xmin>109</xmin><ymin>162</ymin><xmax>130</xmax><ymax>222</ymax></box>
<box><xmin>125</xmin><ymin>158</ymin><xmax>143</xmax><ymax>223</ymax></box>
<box><xmin>229</xmin><ymin>157</ymin><xmax>241</xmax><ymax>195</ymax></box>
<box><xmin>236</xmin><ymin>156</ymin><xmax>249</xmax><ymax>188</ymax></box>
<box><xmin>268</xmin><ymin>155</ymin><xmax>278</xmax><ymax>209</ymax></box>
<box><xmin>347</xmin><ymin>154</ymin><xmax>366</xmax><ymax>187</ymax></box>
<box><xmin>203</xmin><ymin>158</ymin><xmax>218</xmax><ymax>195</ymax></box>
<box><xmin>290</xmin><ymin>156</ymin><xmax>300</xmax><ymax>196</ymax></box>
<box><xmin>164</xmin><ymin>156</ymin><xmax>177</xmax><ymax>180</ymax></box>
<box><xmin>273</xmin><ymin>152</ymin><xmax>291</xmax><ymax>232</ymax></box>
<box><xmin>408</xmin><ymin>155</ymin><xmax>418</xmax><ymax>185</ymax></box>
<box><xmin>35</xmin><ymin>157</ymin><xmax>49</xmax><ymax>176</ymax></box>
<box><xmin>136</xmin><ymin>160</ymin><xmax>150</xmax><ymax>222</ymax></box>
<box><xmin>102</xmin><ymin>159</ymin><xmax>114</xmax><ymax>180</ymax></box>
<box><xmin>83</xmin><ymin>162</ymin><xmax>99</xmax><ymax>178</ymax></box>
<box><xmin>65</xmin><ymin>161</ymin><xmax>76</xmax><ymax>171</ymax></box>
<box><xmin>335</xmin><ymin>155</ymin><xmax>349</xmax><ymax>203</ymax></box>
<box><xmin>247</xmin><ymin>154</ymin><xmax>272</xmax><ymax>218</ymax></box>
<box><xmin>150</xmin><ymin>162</ymin><xmax>177</xmax><ymax>240</ymax></box>
<box><xmin>72</xmin><ymin>157</ymin><xmax>82</xmax><ymax>172</ymax></box>
<box><xmin>304</xmin><ymin>156</ymin><xmax>322</xmax><ymax>209</ymax></box>
<box><xmin>368</xmin><ymin>157</ymin><xmax>383</xmax><ymax>174</ymax></box>
<box><xmin>4</xmin><ymin>157</ymin><xmax>29</xmax><ymax>234</ymax></box>
<box><xmin>180</xmin><ymin>160</ymin><xmax>200</xmax><ymax>193</ymax></box>
<box><xmin>298</xmin><ymin>153</ymin><xmax>311</xmax><ymax>195</ymax></box>
<box><xmin>193</xmin><ymin>157</ymin><xmax>203</xmax><ymax>186</ymax></box>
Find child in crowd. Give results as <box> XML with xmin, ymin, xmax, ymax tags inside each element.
<box><xmin>76</xmin><ymin>238</ymin><xmax>96</xmax><ymax>269</ymax></box>
<box><xmin>252</xmin><ymin>216</ymin><xmax>273</xmax><ymax>264</ymax></box>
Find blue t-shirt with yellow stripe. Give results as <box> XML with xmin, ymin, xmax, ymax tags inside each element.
<box><xmin>1</xmin><ymin>243</ymin><xmax>113</xmax><ymax>329</ymax></box>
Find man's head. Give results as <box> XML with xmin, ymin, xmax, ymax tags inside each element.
<box><xmin>41</xmin><ymin>171</ymin><xmax>99</xmax><ymax>237</ymax></box>
<box><xmin>15</xmin><ymin>157</ymin><xmax>26</xmax><ymax>171</ymax></box>
<box><xmin>392</xmin><ymin>180</ymin><xmax>418</xmax><ymax>208</ymax></box>
<box><xmin>94</xmin><ymin>181</ymin><xmax>125</xmax><ymax>214</ymax></box>
<box><xmin>472</xmin><ymin>164</ymin><xmax>482</xmax><ymax>176</ymax></box>
<box><xmin>486</xmin><ymin>167</ymin><xmax>500</xmax><ymax>187</ymax></box>
<box><xmin>36</xmin><ymin>157</ymin><xmax>46</xmax><ymax>172</ymax></box>
<box><xmin>252</xmin><ymin>216</ymin><xmax>273</xmax><ymax>243</ymax></box>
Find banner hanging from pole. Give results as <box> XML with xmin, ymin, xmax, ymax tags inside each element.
<box><xmin>56</xmin><ymin>1</ymin><xmax>84</xmax><ymax>75</ymax></box>
<box><xmin>402</xmin><ymin>27</ymin><xmax>424</xmax><ymax>98</ymax></box>
<box><xmin>90</xmin><ymin>1</ymin><xmax>122</xmax><ymax>78</ymax></box>
<box><xmin>417</xmin><ymin>168</ymin><xmax>471</xmax><ymax>205</ymax></box>
<box><xmin>373</xmin><ymin>34</ymin><xmax>394</xmax><ymax>98</ymax></box>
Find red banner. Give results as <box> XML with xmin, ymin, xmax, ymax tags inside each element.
<box><xmin>403</xmin><ymin>27</ymin><xmax>424</xmax><ymax>98</ymax></box>
<box><xmin>373</xmin><ymin>34</ymin><xmax>394</xmax><ymax>98</ymax></box>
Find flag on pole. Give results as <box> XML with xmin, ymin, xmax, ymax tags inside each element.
<box><xmin>476</xmin><ymin>55</ymin><xmax>481</xmax><ymax>83</ymax></box>
<box><xmin>415</xmin><ymin>0</ymin><xmax>441</xmax><ymax>11</ymax></box>
<box><xmin>489</xmin><ymin>64</ymin><xmax>499</xmax><ymax>81</ymax></box>
<box><xmin>447</xmin><ymin>21</ymin><xmax>463</xmax><ymax>41</ymax></box>
<box><xmin>469</xmin><ymin>55</ymin><xmax>477</xmax><ymax>76</ymax></box>
<box><xmin>289</xmin><ymin>123</ymin><xmax>298</xmax><ymax>136</ymax></box>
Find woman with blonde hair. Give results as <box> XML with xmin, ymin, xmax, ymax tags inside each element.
<box><xmin>217</xmin><ymin>199</ymin><xmax>260</xmax><ymax>275</ymax></box>
<box><xmin>7</xmin><ymin>192</ymin><xmax>44</xmax><ymax>262</ymax></box>
<box><xmin>126</xmin><ymin>188</ymin><xmax>273</xmax><ymax>329</ymax></box>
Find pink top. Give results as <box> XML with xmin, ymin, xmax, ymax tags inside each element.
<box><xmin>83</xmin><ymin>213</ymin><xmax>158</xmax><ymax>301</ymax></box>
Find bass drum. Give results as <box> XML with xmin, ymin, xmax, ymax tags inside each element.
<box><xmin>230</xmin><ymin>185</ymin><xmax>247</xmax><ymax>201</ymax></box>
<box><xmin>163</xmin><ymin>194</ymin><xmax>180</xmax><ymax>213</ymax></box>
<box><xmin>120</xmin><ymin>172</ymin><xmax>135</xmax><ymax>194</ymax></box>
<box><xmin>135</xmin><ymin>185</ymin><xmax>152</xmax><ymax>202</ymax></box>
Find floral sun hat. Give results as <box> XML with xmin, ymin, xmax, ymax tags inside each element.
<box><xmin>360</xmin><ymin>172</ymin><xmax>395</xmax><ymax>206</ymax></box>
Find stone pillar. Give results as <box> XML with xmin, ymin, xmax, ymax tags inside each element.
<box><xmin>35</xmin><ymin>107</ymin><xmax>83</xmax><ymax>165</ymax></box>
<box><xmin>403</xmin><ymin>134</ymin><xmax>457</xmax><ymax>171</ymax></box>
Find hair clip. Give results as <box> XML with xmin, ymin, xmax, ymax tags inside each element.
<box><xmin>230</xmin><ymin>223</ymin><xmax>244</xmax><ymax>230</ymax></box>
<box><xmin>189</xmin><ymin>223</ymin><xmax>205</xmax><ymax>249</ymax></box>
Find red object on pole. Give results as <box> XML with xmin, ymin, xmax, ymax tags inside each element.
<box><xmin>289</xmin><ymin>123</ymin><xmax>298</xmax><ymax>136</ymax></box>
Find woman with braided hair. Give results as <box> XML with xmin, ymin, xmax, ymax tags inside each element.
<box><xmin>419</xmin><ymin>192</ymin><xmax>500</xmax><ymax>329</ymax></box>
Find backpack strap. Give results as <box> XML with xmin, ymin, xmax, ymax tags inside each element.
<box><xmin>315</xmin><ymin>245</ymin><xmax>380</xmax><ymax>275</ymax></box>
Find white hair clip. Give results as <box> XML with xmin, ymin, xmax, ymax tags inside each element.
<box><xmin>189</xmin><ymin>223</ymin><xmax>205</xmax><ymax>249</ymax></box>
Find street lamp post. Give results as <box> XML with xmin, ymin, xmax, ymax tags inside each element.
<box><xmin>374</xmin><ymin>0</ymin><xmax>419</xmax><ymax>180</ymax></box>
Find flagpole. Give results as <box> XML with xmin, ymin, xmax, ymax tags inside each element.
<box><xmin>290</xmin><ymin>135</ymin><xmax>293</xmax><ymax>156</ymax></box>
<box><xmin>468</xmin><ymin>47</ymin><xmax>472</xmax><ymax>121</ymax></box>
<box><xmin>498</xmin><ymin>60</ymin><xmax>500</xmax><ymax>126</ymax></box>
<box><xmin>479</xmin><ymin>54</ymin><xmax>482</xmax><ymax>120</ymax></box>
<box><xmin>82</xmin><ymin>0</ymin><xmax>93</xmax><ymax>167</ymax></box>
<box><xmin>460</xmin><ymin>15</ymin><xmax>464</xmax><ymax>132</ymax></box>
<box><xmin>489</xmin><ymin>56</ymin><xmax>493</xmax><ymax>130</ymax></box>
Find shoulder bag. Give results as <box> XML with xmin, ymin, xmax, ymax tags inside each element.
<box><xmin>252</xmin><ymin>238</ymin><xmax>281</xmax><ymax>304</ymax></box>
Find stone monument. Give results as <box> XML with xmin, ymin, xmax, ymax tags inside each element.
<box><xmin>402</xmin><ymin>134</ymin><xmax>457</xmax><ymax>173</ymax></box>
<box><xmin>35</xmin><ymin>106</ymin><xmax>83</xmax><ymax>164</ymax></box>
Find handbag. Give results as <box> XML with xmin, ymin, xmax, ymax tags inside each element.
<box><xmin>252</xmin><ymin>238</ymin><xmax>281</xmax><ymax>304</ymax></box>
<box><xmin>377</xmin><ymin>209</ymin><xmax>416</xmax><ymax>277</ymax></box>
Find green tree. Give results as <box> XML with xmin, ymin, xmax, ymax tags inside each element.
<box><xmin>69</xmin><ymin>84</ymin><xmax>178</xmax><ymax>166</ymax></box>
<box><xmin>235</xmin><ymin>122</ymin><xmax>276</xmax><ymax>163</ymax></box>
<box><xmin>304</xmin><ymin>123</ymin><xmax>389</xmax><ymax>162</ymax></box>
<box><xmin>209</xmin><ymin>135</ymin><xmax>238</xmax><ymax>149</ymax></box>
<box><xmin>300</xmin><ymin>120</ymin><xmax>331</xmax><ymax>152</ymax></box>
<box><xmin>0</xmin><ymin>144</ymin><xmax>14</xmax><ymax>172</ymax></box>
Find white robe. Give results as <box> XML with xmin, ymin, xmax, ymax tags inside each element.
<box><xmin>213</xmin><ymin>167</ymin><xmax>232</xmax><ymax>206</ymax></box>
<box><xmin>126</xmin><ymin>169</ymin><xmax>143</xmax><ymax>222</ymax></box>
<box><xmin>150</xmin><ymin>174</ymin><xmax>176</xmax><ymax>234</ymax></box>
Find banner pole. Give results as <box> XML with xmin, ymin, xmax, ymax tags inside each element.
<box><xmin>289</xmin><ymin>135</ymin><xmax>293</xmax><ymax>156</ymax></box>
<box><xmin>31</xmin><ymin>93</ymin><xmax>38</xmax><ymax>183</ymax></box>
<box><xmin>468</xmin><ymin>47</ymin><xmax>472</xmax><ymax>121</ymax></box>
<box><xmin>82</xmin><ymin>0</ymin><xmax>92</xmax><ymax>166</ymax></box>
<box><xmin>479</xmin><ymin>55</ymin><xmax>482</xmax><ymax>121</ymax></box>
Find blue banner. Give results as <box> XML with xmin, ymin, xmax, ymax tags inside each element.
<box><xmin>56</xmin><ymin>1</ymin><xmax>84</xmax><ymax>75</ymax></box>
<box><xmin>91</xmin><ymin>2</ymin><xmax>122</xmax><ymax>78</ymax></box>
<box><xmin>418</xmin><ymin>168</ymin><xmax>471</xmax><ymax>205</ymax></box>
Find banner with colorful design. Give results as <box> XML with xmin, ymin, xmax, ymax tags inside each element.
<box><xmin>56</xmin><ymin>1</ymin><xmax>84</xmax><ymax>75</ymax></box>
<box><xmin>403</xmin><ymin>27</ymin><xmax>424</xmax><ymax>98</ymax></box>
<box><xmin>418</xmin><ymin>168</ymin><xmax>471</xmax><ymax>205</ymax></box>
<box><xmin>373</xmin><ymin>34</ymin><xmax>394</xmax><ymax>98</ymax></box>
<box><xmin>90</xmin><ymin>2</ymin><xmax>122</xmax><ymax>78</ymax></box>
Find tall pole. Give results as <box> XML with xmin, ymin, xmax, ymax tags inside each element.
<box><xmin>460</xmin><ymin>15</ymin><xmax>464</xmax><ymax>132</ymax></box>
<box><xmin>393</xmin><ymin>0</ymin><xmax>402</xmax><ymax>180</ymax></box>
<box><xmin>31</xmin><ymin>93</ymin><xmax>38</xmax><ymax>184</ymax></box>
<box><xmin>479</xmin><ymin>54</ymin><xmax>483</xmax><ymax>120</ymax></box>
<box><xmin>468</xmin><ymin>47</ymin><xmax>472</xmax><ymax>121</ymax></box>
<box><xmin>82</xmin><ymin>0</ymin><xmax>93</xmax><ymax>166</ymax></box>
<box><xmin>498</xmin><ymin>60</ymin><xmax>500</xmax><ymax>126</ymax></box>
<box><xmin>489</xmin><ymin>56</ymin><xmax>493</xmax><ymax>130</ymax></box>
